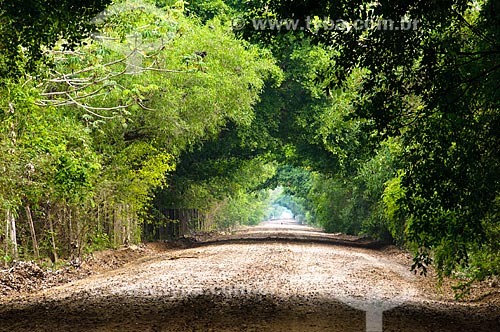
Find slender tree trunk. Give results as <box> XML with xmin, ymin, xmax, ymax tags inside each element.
<box><xmin>67</xmin><ymin>205</ymin><xmax>73</xmax><ymax>254</ymax></box>
<box><xmin>97</xmin><ymin>204</ymin><xmax>100</xmax><ymax>234</ymax></box>
<box><xmin>4</xmin><ymin>214</ymin><xmax>9</xmax><ymax>267</ymax></box>
<box><xmin>25</xmin><ymin>205</ymin><xmax>39</xmax><ymax>259</ymax></box>
<box><xmin>127</xmin><ymin>204</ymin><xmax>131</xmax><ymax>244</ymax></box>
<box><xmin>197</xmin><ymin>209</ymin><xmax>200</xmax><ymax>232</ymax></box>
<box><xmin>114</xmin><ymin>204</ymin><xmax>122</xmax><ymax>246</ymax></box>
<box><xmin>6</xmin><ymin>209</ymin><xmax>18</xmax><ymax>259</ymax></box>
<box><xmin>47</xmin><ymin>207</ymin><xmax>58</xmax><ymax>264</ymax></box>
<box><xmin>74</xmin><ymin>207</ymin><xmax>81</xmax><ymax>257</ymax></box>
<box><xmin>122</xmin><ymin>204</ymin><xmax>129</xmax><ymax>245</ymax></box>
<box><xmin>103</xmin><ymin>200</ymin><xmax>108</xmax><ymax>236</ymax></box>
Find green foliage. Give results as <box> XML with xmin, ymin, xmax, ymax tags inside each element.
<box><xmin>1</xmin><ymin>254</ymin><xmax>13</xmax><ymax>265</ymax></box>
<box><xmin>0</xmin><ymin>80</ymin><xmax>99</xmax><ymax>203</ymax></box>
<box><xmin>158</xmin><ymin>154</ymin><xmax>277</xmax><ymax>229</ymax></box>
<box><xmin>315</xmin><ymin>67</ymin><xmax>373</xmax><ymax>172</ymax></box>
<box><xmin>186</xmin><ymin>0</ymin><xmax>234</xmax><ymax>21</ymax></box>
<box><xmin>84</xmin><ymin>232</ymin><xmax>114</xmax><ymax>253</ymax></box>
<box><xmin>382</xmin><ymin>171</ymin><xmax>406</xmax><ymax>244</ymax></box>
<box><xmin>307</xmin><ymin>173</ymin><xmax>354</xmax><ymax>233</ymax></box>
<box><xmin>0</xmin><ymin>0</ymin><xmax>112</xmax><ymax>77</ymax></box>
<box><xmin>0</xmin><ymin>0</ymin><xmax>281</xmax><ymax>258</ymax></box>
<box><xmin>273</xmin><ymin>194</ymin><xmax>308</xmax><ymax>223</ymax></box>
<box><xmin>213</xmin><ymin>190</ymin><xmax>270</xmax><ymax>229</ymax></box>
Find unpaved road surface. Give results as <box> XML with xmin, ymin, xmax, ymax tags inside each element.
<box><xmin>0</xmin><ymin>220</ymin><xmax>499</xmax><ymax>332</ymax></box>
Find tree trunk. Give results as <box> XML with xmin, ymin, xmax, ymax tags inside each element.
<box><xmin>6</xmin><ymin>209</ymin><xmax>18</xmax><ymax>259</ymax></box>
<box><xmin>47</xmin><ymin>207</ymin><xmax>58</xmax><ymax>264</ymax></box>
<box><xmin>3</xmin><ymin>214</ymin><xmax>9</xmax><ymax>267</ymax></box>
<box><xmin>25</xmin><ymin>205</ymin><xmax>39</xmax><ymax>259</ymax></box>
<box><xmin>96</xmin><ymin>204</ymin><xmax>100</xmax><ymax>233</ymax></box>
<box><xmin>114</xmin><ymin>204</ymin><xmax>123</xmax><ymax>246</ymax></box>
<box><xmin>74</xmin><ymin>207</ymin><xmax>82</xmax><ymax>257</ymax></box>
<box><xmin>122</xmin><ymin>204</ymin><xmax>129</xmax><ymax>245</ymax></box>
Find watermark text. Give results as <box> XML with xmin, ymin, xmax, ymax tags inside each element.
<box><xmin>232</xmin><ymin>16</ymin><xmax>419</xmax><ymax>32</ymax></box>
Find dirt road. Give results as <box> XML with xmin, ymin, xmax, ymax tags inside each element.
<box><xmin>0</xmin><ymin>220</ymin><xmax>499</xmax><ymax>332</ymax></box>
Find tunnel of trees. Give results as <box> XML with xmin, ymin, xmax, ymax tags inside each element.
<box><xmin>1</xmin><ymin>0</ymin><xmax>499</xmax><ymax>294</ymax></box>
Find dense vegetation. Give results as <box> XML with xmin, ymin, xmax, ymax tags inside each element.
<box><xmin>1</xmin><ymin>0</ymin><xmax>498</xmax><ymax>294</ymax></box>
<box><xmin>0</xmin><ymin>0</ymin><xmax>280</xmax><ymax>261</ymax></box>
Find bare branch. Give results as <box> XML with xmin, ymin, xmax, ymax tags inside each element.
<box><xmin>38</xmin><ymin>90</ymin><xmax>109</xmax><ymax>107</ymax></box>
<box><xmin>65</xmin><ymin>93</ymin><xmax>131</xmax><ymax>113</ymax></box>
<box><xmin>41</xmin><ymin>70</ymin><xmax>125</xmax><ymax>96</ymax></box>
<box><xmin>139</xmin><ymin>66</ymin><xmax>191</xmax><ymax>73</ymax></box>
<box><xmin>137</xmin><ymin>100</ymin><xmax>156</xmax><ymax>111</ymax></box>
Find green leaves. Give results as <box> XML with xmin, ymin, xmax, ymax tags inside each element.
<box><xmin>0</xmin><ymin>0</ymin><xmax>283</xmax><ymax>257</ymax></box>
<box><xmin>0</xmin><ymin>0</ymin><xmax>112</xmax><ymax>78</ymax></box>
